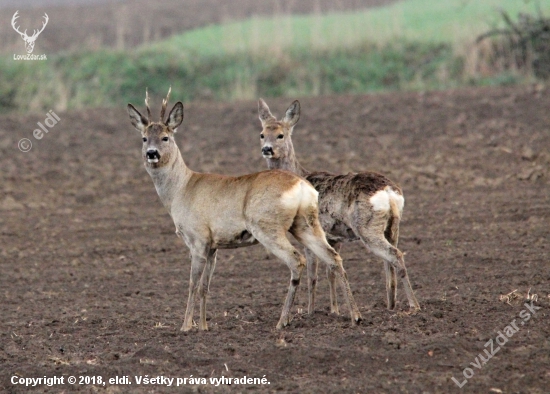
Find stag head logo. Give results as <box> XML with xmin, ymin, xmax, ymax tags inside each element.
<box><xmin>11</xmin><ymin>11</ymin><xmax>49</xmax><ymax>54</ymax></box>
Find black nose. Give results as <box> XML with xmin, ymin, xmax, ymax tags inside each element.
<box><xmin>146</xmin><ymin>149</ymin><xmax>160</xmax><ymax>160</ymax></box>
<box><xmin>262</xmin><ymin>146</ymin><xmax>273</xmax><ymax>156</ymax></box>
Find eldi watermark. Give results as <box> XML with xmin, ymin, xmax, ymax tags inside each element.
<box><xmin>18</xmin><ymin>110</ymin><xmax>61</xmax><ymax>152</ymax></box>
<box><xmin>452</xmin><ymin>300</ymin><xmax>541</xmax><ymax>388</ymax></box>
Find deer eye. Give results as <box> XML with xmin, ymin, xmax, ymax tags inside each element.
<box><xmin>162</xmin><ymin>136</ymin><xmax>169</xmax><ymax>142</ymax></box>
<box><xmin>142</xmin><ymin>137</ymin><xmax>147</xmax><ymax>142</ymax></box>
<box><xmin>260</xmin><ymin>134</ymin><xmax>264</xmax><ymax>139</ymax></box>
<box><xmin>277</xmin><ymin>134</ymin><xmax>284</xmax><ymax>139</ymax></box>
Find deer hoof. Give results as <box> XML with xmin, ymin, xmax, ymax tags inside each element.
<box><xmin>276</xmin><ymin>317</ymin><xmax>290</xmax><ymax>330</ymax></box>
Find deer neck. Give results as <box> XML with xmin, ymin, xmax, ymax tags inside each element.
<box><xmin>265</xmin><ymin>144</ymin><xmax>309</xmax><ymax>177</ymax></box>
<box><xmin>146</xmin><ymin>149</ymin><xmax>192</xmax><ymax>212</ymax></box>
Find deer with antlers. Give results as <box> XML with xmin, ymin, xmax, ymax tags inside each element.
<box><xmin>257</xmin><ymin>99</ymin><xmax>420</xmax><ymax>315</ymax></box>
<box><xmin>11</xmin><ymin>11</ymin><xmax>49</xmax><ymax>54</ymax></box>
<box><xmin>127</xmin><ymin>89</ymin><xmax>362</xmax><ymax>331</ymax></box>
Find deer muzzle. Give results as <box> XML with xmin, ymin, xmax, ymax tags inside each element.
<box><xmin>261</xmin><ymin>146</ymin><xmax>274</xmax><ymax>158</ymax></box>
<box><xmin>146</xmin><ymin>149</ymin><xmax>160</xmax><ymax>163</ymax></box>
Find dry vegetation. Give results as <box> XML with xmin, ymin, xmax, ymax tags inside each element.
<box><xmin>476</xmin><ymin>9</ymin><xmax>550</xmax><ymax>79</ymax></box>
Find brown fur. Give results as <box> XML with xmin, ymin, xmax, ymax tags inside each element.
<box><xmin>126</xmin><ymin>89</ymin><xmax>363</xmax><ymax>331</ymax></box>
<box><xmin>258</xmin><ymin>98</ymin><xmax>420</xmax><ymax>313</ymax></box>
<box><xmin>307</xmin><ymin>171</ymin><xmax>401</xmax><ymax>208</ymax></box>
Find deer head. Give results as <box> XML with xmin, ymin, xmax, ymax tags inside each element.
<box><xmin>258</xmin><ymin>98</ymin><xmax>300</xmax><ymax>160</ymax></box>
<box><xmin>127</xmin><ymin>87</ymin><xmax>184</xmax><ymax>168</ymax></box>
<box><xmin>11</xmin><ymin>11</ymin><xmax>49</xmax><ymax>54</ymax></box>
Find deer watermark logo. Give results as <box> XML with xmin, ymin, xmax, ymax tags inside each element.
<box><xmin>11</xmin><ymin>10</ymin><xmax>48</xmax><ymax>54</ymax></box>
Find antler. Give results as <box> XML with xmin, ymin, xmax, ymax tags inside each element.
<box><xmin>11</xmin><ymin>11</ymin><xmax>28</xmax><ymax>39</ymax></box>
<box><xmin>160</xmin><ymin>86</ymin><xmax>171</xmax><ymax>122</ymax></box>
<box><xmin>144</xmin><ymin>88</ymin><xmax>152</xmax><ymax>121</ymax></box>
<box><xmin>30</xmin><ymin>13</ymin><xmax>49</xmax><ymax>39</ymax></box>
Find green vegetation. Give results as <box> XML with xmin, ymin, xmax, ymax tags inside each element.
<box><xmin>156</xmin><ymin>0</ymin><xmax>550</xmax><ymax>56</ymax></box>
<box><xmin>1</xmin><ymin>0</ymin><xmax>549</xmax><ymax>113</ymax></box>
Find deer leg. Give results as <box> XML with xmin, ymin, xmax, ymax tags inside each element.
<box><xmin>384</xmin><ymin>223</ymin><xmax>398</xmax><ymax>310</ymax></box>
<box><xmin>326</xmin><ymin>241</ymin><xmax>342</xmax><ymax>315</ymax></box>
<box><xmin>304</xmin><ymin>248</ymin><xmax>318</xmax><ymax>314</ymax></box>
<box><xmin>181</xmin><ymin>251</ymin><xmax>207</xmax><ymax>332</ymax></box>
<box><xmin>250</xmin><ymin>228</ymin><xmax>305</xmax><ymax>329</ymax></box>
<box><xmin>400</xmin><ymin>262</ymin><xmax>420</xmax><ymax>311</ymax></box>
<box><xmin>292</xmin><ymin>220</ymin><xmax>361</xmax><ymax>324</ymax></box>
<box><xmin>279</xmin><ymin>258</ymin><xmax>304</xmax><ymax>330</ymax></box>
<box><xmin>198</xmin><ymin>249</ymin><xmax>217</xmax><ymax>331</ymax></box>
<box><xmin>383</xmin><ymin>261</ymin><xmax>397</xmax><ymax>310</ymax></box>
<box><xmin>357</xmin><ymin>227</ymin><xmax>420</xmax><ymax>311</ymax></box>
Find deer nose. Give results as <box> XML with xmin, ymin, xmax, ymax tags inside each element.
<box><xmin>262</xmin><ymin>146</ymin><xmax>273</xmax><ymax>156</ymax></box>
<box><xmin>146</xmin><ymin>149</ymin><xmax>160</xmax><ymax>160</ymax></box>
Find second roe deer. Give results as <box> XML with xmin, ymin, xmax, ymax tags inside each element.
<box><xmin>258</xmin><ymin>98</ymin><xmax>420</xmax><ymax>314</ymax></box>
<box><xmin>126</xmin><ymin>89</ymin><xmax>362</xmax><ymax>331</ymax></box>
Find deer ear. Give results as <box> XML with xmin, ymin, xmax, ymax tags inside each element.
<box><xmin>258</xmin><ymin>98</ymin><xmax>276</xmax><ymax>126</ymax></box>
<box><xmin>167</xmin><ymin>102</ymin><xmax>184</xmax><ymax>132</ymax></box>
<box><xmin>283</xmin><ymin>100</ymin><xmax>300</xmax><ymax>128</ymax></box>
<box><xmin>127</xmin><ymin>104</ymin><xmax>148</xmax><ymax>133</ymax></box>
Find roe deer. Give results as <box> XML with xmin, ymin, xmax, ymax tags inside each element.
<box><xmin>127</xmin><ymin>89</ymin><xmax>362</xmax><ymax>331</ymax></box>
<box><xmin>258</xmin><ymin>99</ymin><xmax>420</xmax><ymax>314</ymax></box>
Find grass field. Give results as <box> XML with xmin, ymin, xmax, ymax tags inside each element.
<box><xmin>2</xmin><ymin>0</ymin><xmax>549</xmax><ymax>113</ymax></box>
<box><xmin>154</xmin><ymin>0</ymin><xmax>550</xmax><ymax>55</ymax></box>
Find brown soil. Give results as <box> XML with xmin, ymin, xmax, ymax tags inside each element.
<box><xmin>1</xmin><ymin>86</ymin><xmax>550</xmax><ymax>393</ymax></box>
<box><xmin>1</xmin><ymin>0</ymin><xmax>399</xmax><ymax>54</ymax></box>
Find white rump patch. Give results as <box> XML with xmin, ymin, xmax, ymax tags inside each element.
<box><xmin>280</xmin><ymin>181</ymin><xmax>318</xmax><ymax>210</ymax></box>
<box><xmin>280</xmin><ymin>182</ymin><xmax>302</xmax><ymax>208</ymax></box>
<box><xmin>301</xmin><ymin>181</ymin><xmax>319</xmax><ymax>210</ymax></box>
<box><xmin>370</xmin><ymin>190</ymin><xmax>390</xmax><ymax>212</ymax></box>
<box><xmin>388</xmin><ymin>188</ymin><xmax>404</xmax><ymax>212</ymax></box>
<box><xmin>370</xmin><ymin>187</ymin><xmax>404</xmax><ymax>213</ymax></box>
